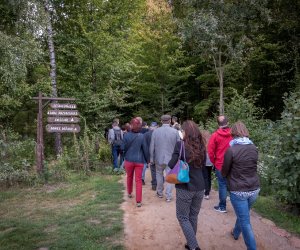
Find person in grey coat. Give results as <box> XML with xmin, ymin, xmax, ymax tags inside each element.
<box><xmin>150</xmin><ymin>114</ymin><xmax>181</xmax><ymax>202</ymax></box>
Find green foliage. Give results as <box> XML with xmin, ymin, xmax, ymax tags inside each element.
<box><xmin>254</xmin><ymin>196</ymin><xmax>300</xmax><ymax>234</ymax></box>
<box><xmin>270</xmin><ymin>91</ymin><xmax>300</xmax><ymax>207</ymax></box>
<box><xmin>0</xmin><ymin>129</ymin><xmax>37</xmax><ymax>186</ymax></box>
<box><xmin>56</xmin><ymin>126</ymin><xmax>111</xmax><ymax>175</ymax></box>
<box><xmin>126</xmin><ymin>1</ymin><xmax>192</xmax><ymax>119</ymax></box>
<box><xmin>98</xmin><ymin>142</ymin><xmax>112</xmax><ymax>163</ymax></box>
<box><xmin>0</xmin><ymin>1</ymin><xmax>48</xmax><ymax>123</ymax></box>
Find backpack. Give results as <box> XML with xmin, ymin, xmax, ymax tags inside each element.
<box><xmin>113</xmin><ymin>128</ymin><xmax>123</xmax><ymax>146</ymax></box>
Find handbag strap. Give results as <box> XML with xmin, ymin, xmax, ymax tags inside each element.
<box><xmin>179</xmin><ymin>141</ymin><xmax>186</xmax><ymax>161</ymax></box>
<box><xmin>181</xmin><ymin>141</ymin><xmax>186</xmax><ymax>162</ymax></box>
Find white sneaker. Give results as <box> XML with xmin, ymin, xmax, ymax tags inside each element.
<box><xmin>166</xmin><ymin>198</ymin><xmax>172</xmax><ymax>202</ymax></box>
<box><xmin>204</xmin><ymin>195</ymin><xmax>210</xmax><ymax>200</ymax></box>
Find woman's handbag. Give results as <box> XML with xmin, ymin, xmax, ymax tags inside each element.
<box><xmin>166</xmin><ymin>141</ymin><xmax>190</xmax><ymax>184</ymax></box>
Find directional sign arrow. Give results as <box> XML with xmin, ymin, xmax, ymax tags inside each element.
<box><xmin>47</xmin><ymin>117</ymin><xmax>80</xmax><ymax>123</ymax></box>
<box><xmin>46</xmin><ymin>124</ymin><xmax>81</xmax><ymax>133</ymax></box>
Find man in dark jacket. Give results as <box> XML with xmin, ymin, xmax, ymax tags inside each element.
<box><xmin>208</xmin><ymin>115</ymin><xmax>232</xmax><ymax>213</ymax></box>
<box><xmin>144</xmin><ymin>121</ymin><xmax>158</xmax><ymax>190</ymax></box>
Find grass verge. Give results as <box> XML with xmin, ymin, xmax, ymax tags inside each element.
<box><xmin>253</xmin><ymin>196</ymin><xmax>300</xmax><ymax>236</ymax></box>
<box><xmin>0</xmin><ymin>172</ymin><xmax>124</xmax><ymax>250</ymax></box>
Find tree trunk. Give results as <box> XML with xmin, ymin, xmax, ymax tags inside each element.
<box><xmin>213</xmin><ymin>51</ymin><xmax>225</xmax><ymax>115</ymax></box>
<box><xmin>44</xmin><ymin>0</ymin><xmax>62</xmax><ymax>156</ymax></box>
<box><xmin>219</xmin><ymin>66</ymin><xmax>224</xmax><ymax>115</ymax></box>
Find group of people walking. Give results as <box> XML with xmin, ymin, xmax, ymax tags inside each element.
<box><xmin>107</xmin><ymin>115</ymin><xmax>260</xmax><ymax>250</ymax></box>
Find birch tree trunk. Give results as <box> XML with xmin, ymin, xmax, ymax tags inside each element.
<box><xmin>213</xmin><ymin>51</ymin><xmax>225</xmax><ymax>115</ymax></box>
<box><xmin>44</xmin><ymin>0</ymin><xmax>62</xmax><ymax>156</ymax></box>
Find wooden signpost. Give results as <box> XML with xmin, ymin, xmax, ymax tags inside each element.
<box><xmin>32</xmin><ymin>92</ymin><xmax>80</xmax><ymax>174</ymax></box>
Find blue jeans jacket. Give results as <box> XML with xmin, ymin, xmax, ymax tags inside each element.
<box><xmin>122</xmin><ymin>132</ymin><xmax>146</xmax><ymax>164</ymax></box>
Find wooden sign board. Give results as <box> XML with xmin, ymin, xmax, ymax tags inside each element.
<box><xmin>47</xmin><ymin>110</ymin><xmax>79</xmax><ymax>116</ymax></box>
<box><xmin>46</xmin><ymin>124</ymin><xmax>81</xmax><ymax>133</ymax></box>
<box><xmin>47</xmin><ymin>117</ymin><xmax>80</xmax><ymax>123</ymax></box>
<box><xmin>50</xmin><ymin>103</ymin><xmax>77</xmax><ymax>109</ymax></box>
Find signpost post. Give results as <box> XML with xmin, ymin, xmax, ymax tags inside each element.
<box><xmin>32</xmin><ymin>92</ymin><xmax>79</xmax><ymax>174</ymax></box>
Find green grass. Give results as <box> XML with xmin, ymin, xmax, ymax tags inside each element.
<box><xmin>253</xmin><ymin>196</ymin><xmax>300</xmax><ymax>236</ymax></box>
<box><xmin>0</xmin><ymin>172</ymin><xmax>125</xmax><ymax>250</ymax></box>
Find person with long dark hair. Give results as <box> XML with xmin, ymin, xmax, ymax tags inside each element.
<box><xmin>222</xmin><ymin>121</ymin><xmax>260</xmax><ymax>250</ymax></box>
<box><xmin>122</xmin><ymin>118</ymin><xmax>147</xmax><ymax>207</ymax></box>
<box><xmin>168</xmin><ymin>120</ymin><xmax>206</xmax><ymax>250</ymax></box>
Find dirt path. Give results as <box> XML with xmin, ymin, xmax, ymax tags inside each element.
<box><xmin>121</xmin><ymin>170</ymin><xmax>300</xmax><ymax>250</ymax></box>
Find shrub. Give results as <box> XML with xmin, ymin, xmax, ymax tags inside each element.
<box><xmin>0</xmin><ymin>129</ymin><xmax>37</xmax><ymax>186</ymax></box>
<box><xmin>56</xmin><ymin>127</ymin><xmax>111</xmax><ymax>175</ymax></box>
<box><xmin>271</xmin><ymin>91</ymin><xmax>300</xmax><ymax>209</ymax></box>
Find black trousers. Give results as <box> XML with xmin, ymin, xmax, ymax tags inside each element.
<box><xmin>202</xmin><ymin>165</ymin><xmax>212</xmax><ymax>196</ymax></box>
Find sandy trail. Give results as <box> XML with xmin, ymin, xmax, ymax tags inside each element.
<box><xmin>121</xmin><ymin>170</ymin><xmax>300</xmax><ymax>250</ymax></box>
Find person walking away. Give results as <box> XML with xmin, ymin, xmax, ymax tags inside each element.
<box><xmin>141</xmin><ymin>121</ymin><xmax>149</xmax><ymax>184</ymax></box>
<box><xmin>150</xmin><ymin>114</ymin><xmax>180</xmax><ymax>202</ymax></box>
<box><xmin>143</xmin><ymin>121</ymin><xmax>159</xmax><ymax>191</ymax></box>
<box><xmin>201</xmin><ymin>130</ymin><xmax>213</xmax><ymax>200</ymax></box>
<box><xmin>222</xmin><ymin>121</ymin><xmax>260</xmax><ymax>250</ymax></box>
<box><xmin>136</xmin><ymin>118</ymin><xmax>149</xmax><ymax>184</ymax></box>
<box><xmin>172</xmin><ymin>116</ymin><xmax>183</xmax><ymax>140</ymax></box>
<box><xmin>208</xmin><ymin>115</ymin><xmax>232</xmax><ymax>213</ymax></box>
<box><xmin>108</xmin><ymin>121</ymin><xmax>124</xmax><ymax>172</ymax></box>
<box><xmin>119</xmin><ymin>123</ymin><xmax>131</xmax><ymax>171</ymax></box>
<box><xmin>168</xmin><ymin>120</ymin><xmax>206</xmax><ymax>250</ymax></box>
<box><xmin>122</xmin><ymin>118</ymin><xmax>147</xmax><ymax>207</ymax></box>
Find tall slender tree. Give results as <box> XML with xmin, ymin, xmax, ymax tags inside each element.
<box><xmin>172</xmin><ymin>0</ymin><xmax>269</xmax><ymax>115</ymax></box>
<box><xmin>44</xmin><ymin>0</ymin><xmax>62</xmax><ymax>155</ymax></box>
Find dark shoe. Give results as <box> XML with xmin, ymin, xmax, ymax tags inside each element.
<box><xmin>151</xmin><ymin>185</ymin><xmax>157</xmax><ymax>191</ymax></box>
<box><xmin>156</xmin><ymin>192</ymin><xmax>163</xmax><ymax>198</ymax></box>
<box><xmin>231</xmin><ymin>229</ymin><xmax>238</xmax><ymax>240</ymax></box>
<box><xmin>214</xmin><ymin>205</ymin><xmax>227</xmax><ymax>213</ymax></box>
<box><xmin>185</xmin><ymin>245</ymin><xmax>200</xmax><ymax>250</ymax></box>
<box><xmin>142</xmin><ymin>179</ymin><xmax>145</xmax><ymax>185</ymax></box>
<box><xmin>128</xmin><ymin>194</ymin><xmax>133</xmax><ymax>198</ymax></box>
<box><xmin>136</xmin><ymin>202</ymin><xmax>142</xmax><ymax>207</ymax></box>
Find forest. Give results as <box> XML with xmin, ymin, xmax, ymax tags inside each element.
<box><xmin>0</xmin><ymin>0</ymin><xmax>299</xmax><ymax>210</ymax></box>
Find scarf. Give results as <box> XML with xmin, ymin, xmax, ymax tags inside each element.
<box><xmin>230</xmin><ymin>137</ymin><xmax>253</xmax><ymax>147</ymax></box>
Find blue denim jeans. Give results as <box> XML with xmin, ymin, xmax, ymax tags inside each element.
<box><xmin>230</xmin><ymin>190</ymin><xmax>260</xmax><ymax>250</ymax></box>
<box><xmin>215</xmin><ymin>170</ymin><xmax>227</xmax><ymax>209</ymax></box>
<box><xmin>112</xmin><ymin>145</ymin><xmax>121</xmax><ymax>169</ymax></box>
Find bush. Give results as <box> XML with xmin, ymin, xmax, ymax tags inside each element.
<box><xmin>0</xmin><ymin>129</ymin><xmax>37</xmax><ymax>186</ymax></box>
<box><xmin>270</xmin><ymin>91</ymin><xmax>300</xmax><ymax>208</ymax></box>
<box><xmin>56</xmin><ymin>127</ymin><xmax>112</xmax><ymax>175</ymax></box>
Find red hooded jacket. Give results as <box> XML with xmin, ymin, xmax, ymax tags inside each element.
<box><xmin>207</xmin><ymin>127</ymin><xmax>232</xmax><ymax>171</ymax></box>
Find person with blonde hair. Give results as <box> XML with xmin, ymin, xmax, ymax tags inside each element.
<box><xmin>222</xmin><ymin>121</ymin><xmax>260</xmax><ymax>250</ymax></box>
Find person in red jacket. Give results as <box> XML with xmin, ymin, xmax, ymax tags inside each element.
<box><xmin>208</xmin><ymin>115</ymin><xmax>232</xmax><ymax>213</ymax></box>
